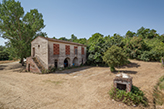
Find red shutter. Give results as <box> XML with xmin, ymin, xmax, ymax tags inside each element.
<box><xmin>53</xmin><ymin>44</ymin><xmax>59</xmax><ymax>55</ymax></box>
<box><xmin>65</xmin><ymin>45</ymin><xmax>70</xmax><ymax>55</ymax></box>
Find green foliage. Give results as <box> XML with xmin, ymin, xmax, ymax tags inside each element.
<box><xmin>0</xmin><ymin>0</ymin><xmax>45</xmax><ymax>63</ymax></box>
<box><xmin>88</xmin><ymin>33</ymin><xmax>103</xmax><ymax>45</ymax></box>
<box><xmin>109</xmin><ymin>86</ymin><xmax>148</xmax><ymax>106</ymax></box>
<box><xmin>58</xmin><ymin>37</ymin><xmax>69</xmax><ymax>41</ymax></box>
<box><xmin>49</xmin><ymin>66</ymin><xmax>56</xmax><ymax>73</ymax></box>
<box><xmin>0</xmin><ymin>45</ymin><xmax>9</xmax><ymax>60</ymax></box>
<box><xmin>87</xmin><ymin>36</ymin><xmax>108</xmax><ymax>66</ymax></box>
<box><xmin>41</xmin><ymin>69</ymin><xmax>50</xmax><ymax>74</ymax></box>
<box><xmin>153</xmin><ymin>75</ymin><xmax>164</xmax><ymax>106</ymax></box>
<box><xmin>110</xmin><ymin>66</ymin><xmax>115</xmax><ymax>72</ymax></box>
<box><xmin>159</xmin><ymin>81</ymin><xmax>164</xmax><ymax>90</ymax></box>
<box><xmin>136</xmin><ymin>27</ymin><xmax>159</xmax><ymax>39</ymax></box>
<box><xmin>103</xmin><ymin>45</ymin><xmax>128</xmax><ymax>71</ymax></box>
<box><xmin>124</xmin><ymin>36</ymin><xmax>149</xmax><ymax>60</ymax></box>
<box><xmin>126</xmin><ymin>30</ymin><xmax>135</xmax><ymax>38</ymax></box>
<box><xmin>107</xmin><ymin>34</ymin><xmax>124</xmax><ymax>48</ymax></box>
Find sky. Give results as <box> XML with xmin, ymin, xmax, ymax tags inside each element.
<box><xmin>0</xmin><ymin>0</ymin><xmax>164</xmax><ymax>45</ymax></box>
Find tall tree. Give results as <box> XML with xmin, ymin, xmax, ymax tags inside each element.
<box><xmin>0</xmin><ymin>0</ymin><xmax>45</xmax><ymax>65</ymax></box>
<box><xmin>88</xmin><ymin>33</ymin><xmax>103</xmax><ymax>45</ymax></box>
<box><xmin>71</xmin><ymin>34</ymin><xmax>77</xmax><ymax>42</ymax></box>
<box><xmin>126</xmin><ymin>30</ymin><xmax>135</xmax><ymax>38</ymax></box>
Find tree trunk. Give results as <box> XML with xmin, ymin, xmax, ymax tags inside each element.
<box><xmin>20</xmin><ymin>58</ymin><xmax>24</xmax><ymax>66</ymax></box>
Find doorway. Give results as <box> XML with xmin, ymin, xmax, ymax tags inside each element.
<box><xmin>82</xmin><ymin>58</ymin><xmax>83</xmax><ymax>64</ymax></box>
<box><xmin>28</xmin><ymin>64</ymin><xmax>30</xmax><ymax>71</ymax></box>
<box><xmin>54</xmin><ymin>60</ymin><xmax>58</xmax><ymax>68</ymax></box>
<box><xmin>64</xmin><ymin>58</ymin><xmax>70</xmax><ymax>68</ymax></box>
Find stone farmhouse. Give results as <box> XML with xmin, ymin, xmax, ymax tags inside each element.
<box><xmin>26</xmin><ymin>36</ymin><xmax>86</xmax><ymax>73</ymax></box>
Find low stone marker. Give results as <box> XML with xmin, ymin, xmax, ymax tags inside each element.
<box><xmin>113</xmin><ymin>73</ymin><xmax>132</xmax><ymax>92</ymax></box>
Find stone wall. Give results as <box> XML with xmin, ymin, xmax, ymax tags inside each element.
<box><xmin>48</xmin><ymin>41</ymin><xmax>86</xmax><ymax>68</ymax></box>
<box><xmin>31</xmin><ymin>37</ymin><xmax>49</xmax><ymax>69</ymax></box>
<box><xmin>26</xmin><ymin>57</ymin><xmax>41</xmax><ymax>73</ymax></box>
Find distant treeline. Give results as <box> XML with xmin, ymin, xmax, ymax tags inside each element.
<box><xmin>53</xmin><ymin>26</ymin><xmax>164</xmax><ymax>65</ymax></box>
<box><xmin>1</xmin><ymin>27</ymin><xmax>164</xmax><ymax>65</ymax></box>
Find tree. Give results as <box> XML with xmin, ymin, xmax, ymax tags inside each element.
<box><xmin>0</xmin><ymin>0</ymin><xmax>45</xmax><ymax>65</ymax></box>
<box><xmin>71</xmin><ymin>34</ymin><xmax>77</xmax><ymax>42</ymax></box>
<box><xmin>136</xmin><ymin>27</ymin><xmax>158</xmax><ymax>39</ymax></box>
<box><xmin>87</xmin><ymin>36</ymin><xmax>107</xmax><ymax>65</ymax></box>
<box><xmin>88</xmin><ymin>33</ymin><xmax>103</xmax><ymax>45</ymax></box>
<box><xmin>0</xmin><ymin>45</ymin><xmax>9</xmax><ymax>60</ymax></box>
<box><xmin>34</xmin><ymin>32</ymin><xmax>48</xmax><ymax>38</ymax></box>
<box><xmin>58</xmin><ymin>37</ymin><xmax>69</xmax><ymax>41</ymax></box>
<box><xmin>126</xmin><ymin>30</ymin><xmax>135</xmax><ymax>38</ymax></box>
<box><xmin>77</xmin><ymin>38</ymin><xmax>87</xmax><ymax>45</ymax></box>
<box><xmin>124</xmin><ymin>36</ymin><xmax>148</xmax><ymax>59</ymax></box>
<box><xmin>107</xmin><ymin>34</ymin><xmax>124</xmax><ymax>48</ymax></box>
<box><xmin>103</xmin><ymin>45</ymin><xmax>128</xmax><ymax>72</ymax></box>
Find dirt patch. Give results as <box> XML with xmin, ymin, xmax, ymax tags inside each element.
<box><xmin>0</xmin><ymin>60</ymin><xmax>18</xmax><ymax>64</ymax></box>
<box><xmin>0</xmin><ymin>60</ymin><xmax>164</xmax><ymax>109</ymax></box>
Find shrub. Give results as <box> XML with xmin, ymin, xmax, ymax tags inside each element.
<box><xmin>41</xmin><ymin>69</ymin><xmax>50</xmax><ymax>74</ymax></box>
<box><xmin>103</xmin><ymin>45</ymin><xmax>128</xmax><ymax>72</ymax></box>
<box><xmin>49</xmin><ymin>66</ymin><xmax>56</xmax><ymax>73</ymax></box>
<box><xmin>109</xmin><ymin>85</ymin><xmax>148</xmax><ymax>107</ymax></box>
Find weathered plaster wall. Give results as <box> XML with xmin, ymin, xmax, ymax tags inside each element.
<box><xmin>31</xmin><ymin>37</ymin><xmax>49</xmax><ymax>69</ymax></box>
<box><xmin>48</xmin><ymin>41</ymin><xmax>86</xmax><ymax>68</ymax></box>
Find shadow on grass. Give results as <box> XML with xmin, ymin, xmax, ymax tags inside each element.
<box><xmin>53</xmin><ymin>66</ymin><xmax>92</xmax><ymax>74</ymax></box>
<box><xmin>118</xmin><ymin>62</ymin><xmax>140</xmax><ymax>68</ymax></box>
<box><xmin>0</xmin><ymin>65</ymin><xmax>7</xmax><ymax>70</ymax></box>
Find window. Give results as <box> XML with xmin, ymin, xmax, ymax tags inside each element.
<box><xmin>81</xmin><ymin>47</ymin><xmax>84</xmax><ymax>55</ymax></box>
<box><xmin>65</xmin><ymin>45</ymin><xmax>70</xmax><ymax>55</ymax></box>
<box><xmin>53</xmin><ymin>44</ymin><xmax>59</xmax><ymax>55</ymax></box>
<box><xmin>74</xmin><ymin>46</ymin><xmax>78</xmax><ymax>55</ymax></box>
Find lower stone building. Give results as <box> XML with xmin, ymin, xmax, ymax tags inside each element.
<box><xmin>26</xmin><ymin>36</ymin><xmax>86</xmax><ymax>73</ymax></box>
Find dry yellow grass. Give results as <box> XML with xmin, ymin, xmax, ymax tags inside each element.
<box><xmin>0</xmin><ymin>60</ymin><xmax>164</xmax><ymax>109</ymax></box>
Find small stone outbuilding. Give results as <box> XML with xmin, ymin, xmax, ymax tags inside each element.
<box><xmin>113</xmin><ymin>73</ymin><xmax>132</xmax><ymax>92</ymax></box>
<box><xmin>26</xmin><ymin>36</ymin><xmax>87</xmax><ymax>73</ymax></box>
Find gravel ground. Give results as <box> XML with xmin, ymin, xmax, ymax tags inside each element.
<box><xmin>0</xmin><ymin>60</ymin><xmax>164</xmax><ymax>109</ymax></box>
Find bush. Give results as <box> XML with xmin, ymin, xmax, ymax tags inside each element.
<box><xmin>109</xmin><ymin>85</ymin><xmax>148</xmax><ymax>107</ymax></box>
<box><xmin>41</xmin><ymin>69</ymin><xmax>50</xmax><ymax>74</ymax></box>
<box><xmin>110</xmin><ymin>66</ymin><xmax>115</xmax><ymax>72</ymax></box>
<box><xmin>49</xmin><ymin>66</ymin><xmax>56</xmax><ymax>73</ymax></box>
<box><xmin>103</xmin><ymin>45</ymin><xmax>128</xmax><ymax>72</ymax></box>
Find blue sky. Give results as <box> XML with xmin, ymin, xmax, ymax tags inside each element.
<box><xmin>0</xmin><ymin>0</ymin><xmax>164</xmax><ymax>45</ymax></box>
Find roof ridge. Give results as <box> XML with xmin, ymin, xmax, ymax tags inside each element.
<box><xmin>37</xmin><ymin>36</ymin><xmax>87</xmax><ymax>46</ymax></box>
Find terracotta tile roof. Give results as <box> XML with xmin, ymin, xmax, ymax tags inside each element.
<box><xmin>33</xmin><ymin>36</ymin><xmax>87</xmax><ymax>47</ymax></box>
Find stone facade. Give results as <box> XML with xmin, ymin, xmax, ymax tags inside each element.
<box><xmin>113</xmin><ymin>73</ymin><xmax>132</xmax><ymax>92</ymax></box>
<box><xmin>26</xmin><ymin>57</ymin><xmax>41</xmax><ymax>73</ymax></box>
<box><xmin>26</xmin><ymin>36</ymin><xmax>87</xmax><ymax>73</ymax></box>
